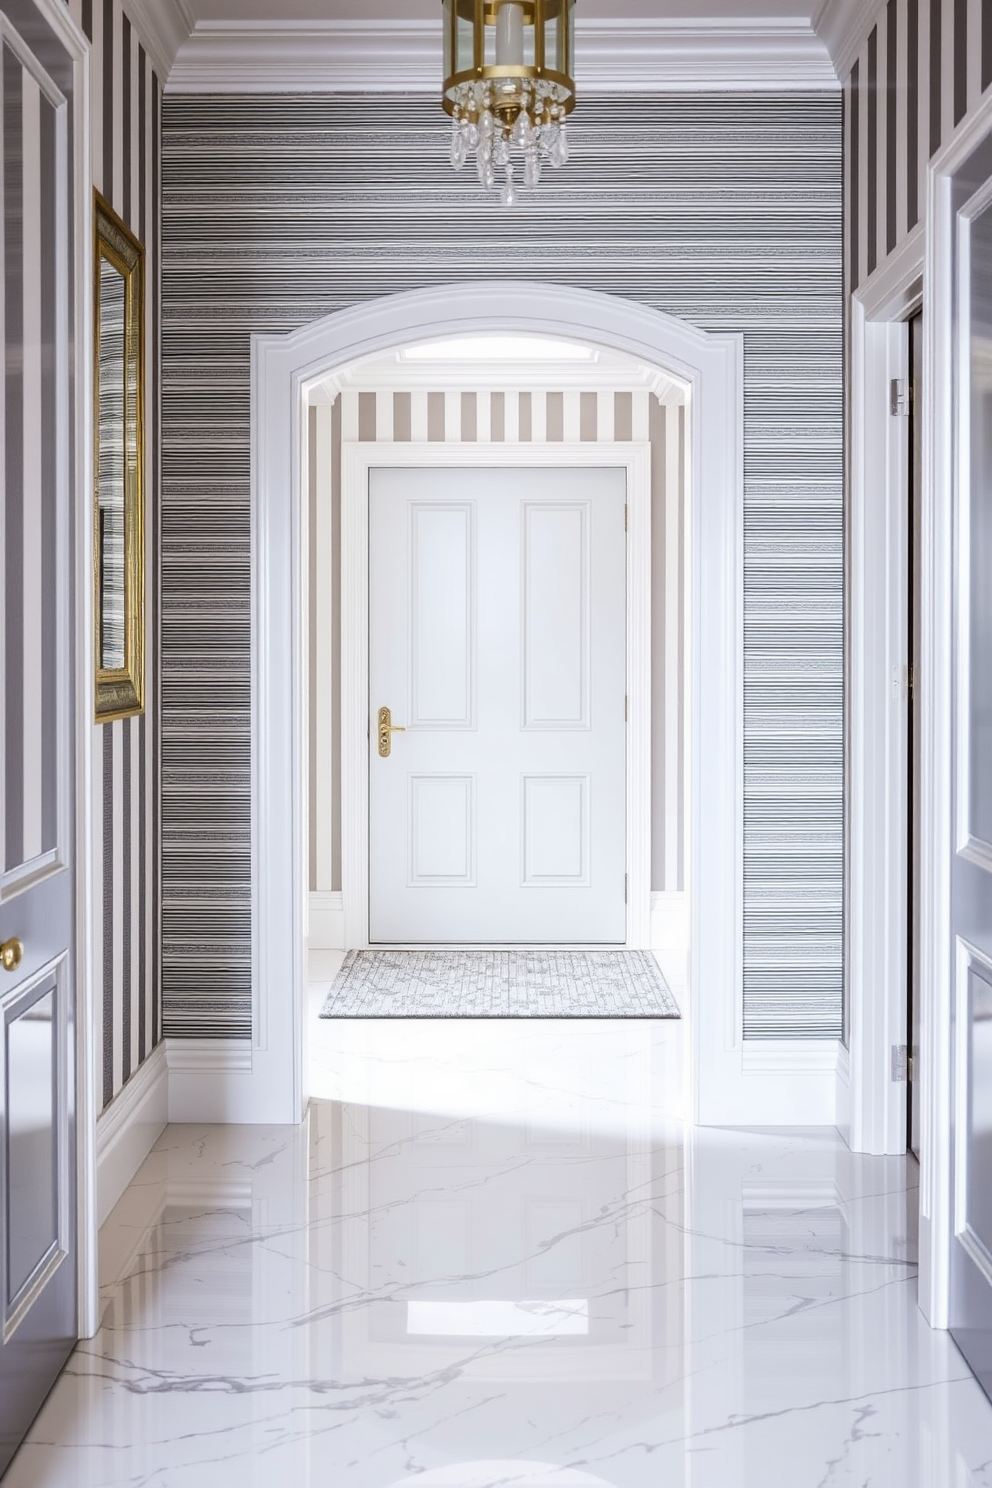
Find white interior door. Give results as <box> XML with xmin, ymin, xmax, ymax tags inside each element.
<box><xmin>0</xmin><ymin>0</ymin><xmax>79</xmax><ymax>1471</ymax></box>
<box><xmin>950</xmin><ymin>174</ymin><xmax>992</xmax><ymax>1399</ymax></box>
<box><xmin>368</xmin><ymin>465</ymin><xmax>627</xmax><ymax>944</ymax></box>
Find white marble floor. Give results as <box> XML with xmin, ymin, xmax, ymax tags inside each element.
<box><xmin>8</xmin><ymin>1008</ymin><xmax>992</xmax><ymax>1486</ymax></box>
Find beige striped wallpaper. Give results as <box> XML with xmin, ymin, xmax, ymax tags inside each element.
<box><xmin>308</xmin><ymin>385</ymin><xmax>686</xmax><ymax>899</ymax></box>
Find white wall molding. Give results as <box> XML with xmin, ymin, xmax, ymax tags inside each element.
<box><xmin>168</xmin><ymin>18</ymin><xmax>840</xmax><ymax>95</ymax></box>
<box><xmin>816</xmin><ymin>0</ymin><xmax>880</xmax><ymax>84</ymax></box>
<box><xmin>95</xmin><ymin>1043</ymin><xmax>168</xmax><ymax>1226</ymax></box>
<box><xmin>844</xmin><ymin>223</ymin><xmax>923</xmax><ymax>1160</ymax></box>
<box><xmin>166</xmin><ymin>1037</ymin><xmax>254</xmax><ymax>1123</ymax></box>
<box><xmin>739</xmin><ymin>1039</ymin><xmax>839</xmax><ymax>1125</ymax></box>
<box><xmin>123</xmin><ymin>0</ymin><xmax>193</xmax><ymax>84</ymax></box>
<box><xmin>309</xmin><ymin>891</ymin><xmax>345</xmax><ymax>951</ymax></box>
<box><xmin>321</xmin><ymin>354</ymin><xmax>681</xmax><ymax>399</ymax></box>
<box><xmin>650</xmin><ymin>891</ymin><xmax>688</xmax><ymax>952</ymax></box>
<box><xmin>253</xmin><ymin>281</ymin><xmax>744</xmax><ymax>1126</ymax></box>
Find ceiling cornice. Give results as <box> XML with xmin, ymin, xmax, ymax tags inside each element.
<box><xmin>123</xmin><ymin>0</ymin><xmax>194</xmax><ymax>83</ymax></box>
<box><xmin>167</xmin><ymin>17</ymin><xmax>840</xmax><ymax>95</ymax></box>
<box><xmin>814</xmin><ymin>0</ymin><xmax>880</xmax><ymax>81</ymax></box>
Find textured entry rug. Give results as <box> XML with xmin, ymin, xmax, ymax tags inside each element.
<box><xmin>320</xmin><ymin>949</ymin><xmax>680</xmax><ymax>1019</ymax></box>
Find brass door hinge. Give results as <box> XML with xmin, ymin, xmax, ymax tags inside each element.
<box><xmin>624</xmin><ymin>503</ymin><xmax>629</xmax><ymax>533</ymax></box>
<box><xmin>624</xmin><ymin>873</ymin><xmax>629</xmax><ymax>904</ymax></box>
<box><xmin>891</xmin><ymin>378</ymin><xmax>911</xmax><ymax>417</ymax></box>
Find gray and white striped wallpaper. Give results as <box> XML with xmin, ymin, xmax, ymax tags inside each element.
<box><xmin>307</xmin><ymin>387</ymin><xmax>687</xmax><ymax>900</ymax></box>
<box><xmin>163</xmin><ymin>91</ymin><xmax>842</xmax><ymax>1042</ymax></box>
<box><xmin>844</xmin><ymin>0</ymin><xmax>992</xmax><ymax>291</ymax></box>
<box><xmin>62</xmin><ymin>0</ymin><xmax>162</xmax><ymax>1111</ymax></box>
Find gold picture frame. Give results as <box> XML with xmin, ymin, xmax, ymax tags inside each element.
<box><xmin>94</xmin><ymin>192</ymin><xmax>145</xmax><ymax>722</ymax></box>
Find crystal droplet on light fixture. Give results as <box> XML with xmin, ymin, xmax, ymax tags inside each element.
<box><xmin>501</xmin><ymin>162</ymin><xmax>517</xmax><ymax>208</ymax></box>
<box><xmin>523</xmin><ymin>150</ymin><xmax>541</xmax><ymax>189</ymax></box>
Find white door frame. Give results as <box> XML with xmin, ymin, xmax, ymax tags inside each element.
<box><xmin>341</xmin><ymin>441</ymin><xmax>653</xmax><ymax>952</ymax></box>
<box><xmin>842</xmin><ymin>223</ymin><xmax>923</xmax><ymax>1160</ymax></box>
<box><xmin>250</xmin><ymin>282</ymin><xmax>746</xmax><ymax>1127</ymax></box>
<box><xmin>915</xmin><ymin>85</ymin><xmax>992</xmax><ymax>1331</ymax></box>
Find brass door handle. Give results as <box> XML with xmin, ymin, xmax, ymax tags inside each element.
<box><xmin>378</xmin><ymin>706</ymin><xmax>406</xmax><ymax>759</ymax></box>
<box><xmin>1</xmin><ymin>938</ymin><xmax>24</xmax><ymax>974</ymax></box>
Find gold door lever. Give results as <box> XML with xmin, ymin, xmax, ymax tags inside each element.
<box><xmin>377</xmin><ymin>706</ymin><xmax>406</xmax><ymax>759</ymax></box>
<box><xmin>1</xmin><ymin>938</ymin><xmax>24</xmax><ymax>973</ymax></box>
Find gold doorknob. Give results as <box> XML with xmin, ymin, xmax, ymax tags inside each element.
<box><xmin>377</xmin><ymin>706</ymin><xmax>406</xmax><ymax>759</ymax></box>
<box><xmin>1</xmin><ymin>938</ymin><xmax>24</xmax><ymax>973</ymax></box>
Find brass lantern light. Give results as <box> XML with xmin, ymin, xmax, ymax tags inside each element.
<box><xmin>442</xmin><ymin>0</ymin><xmax>577</xmax><ymax>206</ymax></box>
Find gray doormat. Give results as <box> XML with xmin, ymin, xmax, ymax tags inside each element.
<box><xmin>320</xmin><ymin>949</ymin><xmax>680</xmax><ymax>1019</ymax></box>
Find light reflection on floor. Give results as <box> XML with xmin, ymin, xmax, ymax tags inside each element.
<box><xmin>6</xmin><ymin>959</ymin><xmax>992</xmax><ymax>1487</ymax></box>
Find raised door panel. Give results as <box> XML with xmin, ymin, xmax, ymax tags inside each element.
<box><xmin>522</xmin><ymin>776</ymin><xmax>590</xmax><ymax>887</ymax></box>
<box><xmin>522</xmin><ymin>502</ymin><xmax>590</xmax><ymax>731</ymax></box>
<box><xmin>410</xmin><ymin>503</ymin><xmax>475</xmax><ymax>730</ymax></box>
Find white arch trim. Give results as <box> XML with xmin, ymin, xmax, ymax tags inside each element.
<box><xmin>184</xmin><ymin>282</ymin><xmax>759</xmax><ymax>1126</ymax></box>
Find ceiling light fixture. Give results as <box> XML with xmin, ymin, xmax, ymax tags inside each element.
<box><xmin>442</xmin><ymin>0</ymin><xmax>576</xmax><ymax>207</ymax></box>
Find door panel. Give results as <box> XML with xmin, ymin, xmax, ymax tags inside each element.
<box><xmin>0</xmin><ymin>0</ymin><xmax>78</xmax><ymax>1471</ymax></box>
<box><xmin>951</xmin><ymin>173</ymin><xmax>992</xmax><ymax>1399</ymax></box>
<box><xmin>369</xmin><ymin>466</ymin><xmax>626</xmax><ymax>945</ymax></box>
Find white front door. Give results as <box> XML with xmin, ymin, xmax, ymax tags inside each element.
<box><xmin>368</xmin><ymin>465</ymin><xmax>627</xmax><ymax>944</ymax></box>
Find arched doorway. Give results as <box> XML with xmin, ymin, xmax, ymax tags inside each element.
<box><xmin>247</xmin><ymin>282</ymin><xmax>743</xmax><ymax>1126</ymax></box>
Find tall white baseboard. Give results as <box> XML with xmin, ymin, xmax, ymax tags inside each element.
<box><xmin>96</xmin><ymin>1043</ymin><xmax>168</xmax><ymax>1226</ymax></box>
<box><xmin>166</xmin><ymin>1038</ymin><xmax>258</xmax><ymax>1123</ymax></box>
<box><xmin>309</xmin><ymin>891</ymin><xmax>345</xmax><ymax>950</ymax></box>
<box><xmin>651</xmin><ymin>891</ymin><xmax>688</xmax><ymax>952</ymax></box>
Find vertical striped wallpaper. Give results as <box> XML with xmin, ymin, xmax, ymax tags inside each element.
<box><xmin>844</xmin><ymin>0</ymin><xmax>992</xmax><ymax>292</ymax></box>
<box><xmin>62</xmin><ymin>0</ymin><xmax>162</xmax><ymax>1111</ymax></box>
<box><xmin>163</xmin><ymin>91</ymin><xmax>842</xmax><ymax>1043</ymax></box>
<box><xmin>307</xmin><ymin>386</ymin><xmax>686</xmax><ymax>899</ymax></box>
<box><xmin>2</xmin><ymin>21</ymin><xmax>64</xmax><ymax>897</ymax></box>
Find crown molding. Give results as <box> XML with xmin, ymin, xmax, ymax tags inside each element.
<box><xmin>167</xmin><ymin>17</ymin><xmax>840</xmax><ymax>95</ymax></box>
<box><xmin>123</xmin><ymin>0</ymin><xmax>194</xmax><ymax>82</ymax></box>
<box><xmin>318</xmin><ymin>356</ymin><xmax>680</xmax><ymax>398</ymax></box>
<box><xmin>815</xmin><ymin>0</ymin><xmax>880</xmax><ymax>82</ymax></box>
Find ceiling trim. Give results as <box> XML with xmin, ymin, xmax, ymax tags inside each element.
<box><xmin>166</xmin><ymin>18</ymin><xmax>840</xmax><ymax>95</ymax></box>
<box><xmin>123</xmin><ymin>0</ymin><xmax>194</xmax><ymax>83</ymax></box>
<box><xmin>318</xmin><ymin>357</ymin><xmax>681</xmax><ymax>398</ymax></box>
<box><xmin>815</xmin><ymin>0</ymin><xmax>882</xmax><ymax>81</ymax></box>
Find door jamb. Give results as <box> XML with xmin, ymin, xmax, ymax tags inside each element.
<box><xmin>843</xmin><ymin>223</ymin><xmax>922</xmax><ymax>1161</ymax></box>
<box><xmin>340</xmin><ymin>441</ymin><xmax>653</xmax><ymax>951</ymax></box>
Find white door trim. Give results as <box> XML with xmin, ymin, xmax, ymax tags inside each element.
<box><xmin>28</xmin><ymin>0</ymin><xmax>99</xmax><ymax>1343</ymax></box>
<box><xmin>843</xmin><ymin>223</ymin><xmax>923</xmax><ymax>1160</ymax></box>
<box><xmin>917</xmin><ymin>85</ymin><xmax>992</xmax><ymax>1330</ymax></box>
<box><xmin>250</xmin><ymin>281</ymin><xmax>744</xmax><ymax>1127</ymax></box>
<box><xmin>340</xmin><ymin>441</ymin><xmax>652</xmax><ymax>952</ymax></box>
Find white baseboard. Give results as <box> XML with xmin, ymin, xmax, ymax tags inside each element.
<box><xmin>729</xmin><ymin>1039</ymin><xmax>840</xmax><ymax>1125</ymax></box>
<box><xmin>166</xmin><ymin>1037</ymin><xmax>258</xmax><ymax>1123</ymax></box>
<box><xmin>96</xmin><ymin>1043</ymin><xmax>168</xmax><ymax>1226</ymax></box>
<box><xmin>650</xmin><ymin>891</ymin><xmax>688</xmax><ymax>952</ymax></box>
<box><xmin>309</xmin><ymin>891</ymin><xmax>345</xmax><ymax>950</ymax></box>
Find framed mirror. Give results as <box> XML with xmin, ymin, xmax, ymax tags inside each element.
<box><xmin>94</xmin><ymin>193</ymin><xmax>144</xmax><ymax>721</ymax></box>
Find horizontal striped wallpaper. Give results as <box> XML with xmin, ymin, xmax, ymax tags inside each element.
<box><xmin>308</xmin><ymin>386</ymin><xmax>686</xmax><ymax>901</ymax></box>
<box><xmin>62</xmin><ymin>0</ymin><xmax>162</xmax><ymax>1111</ymax></box>
<box><xmin>844</xmin><ymin>0</ymin><xmax>992</xmax><ymax>291</ymax></box>
<box><xmin>163</xmin><ymin>91</ymin><xmax>842</xmax><ymax>1042</ymax></box>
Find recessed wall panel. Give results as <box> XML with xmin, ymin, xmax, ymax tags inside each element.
<box><xmin>409</xmin><ymin>775</ymin><xmax>476</xmax><ymax>886</ymax></box>
<box><xmin>966</xmin><ymin>956</ymin><xmax>992</xmax><ymax>1267</ymax></box>
<box><xmin>523</xmin><ymin>503</ymin><xmax>590</xmax><ymax>730</ymax></box>
<box><xmin>523</xmin><ymin>775</ymin><xmax>590</xmax><ymax>886</ymax></box>
<box><xmin>5</xmin><ymin>982</ymin><xmax>58</xmax><ymax>1307</ymax></box>
<box><xmin>410</xmin><ymin>503</ymin><xmax>475</xmax><ymax>728</ymax></box>
<box><xmin>967</xmin><ymin>204</ymin><xmax>992</xmax><ymax>855</ymax></box>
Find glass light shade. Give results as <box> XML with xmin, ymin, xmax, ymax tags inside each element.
<box><xmin>442</xmin><ymin>0</ymin><xmax>577</xmax><ymax>205</ymax></box>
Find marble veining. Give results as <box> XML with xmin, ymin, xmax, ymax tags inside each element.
<box><xmin>7</xmin><ymin>1016</ymin><xmax>992</xmax><ymax>1487</ymax></box>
